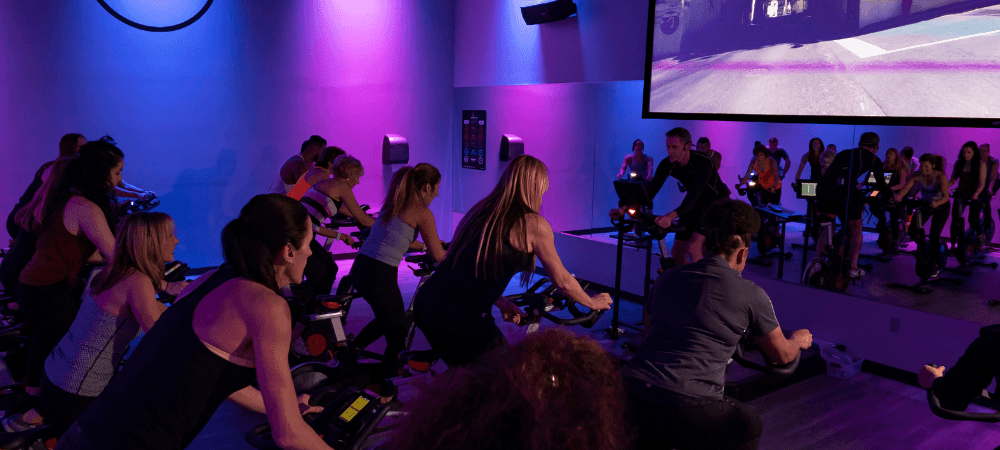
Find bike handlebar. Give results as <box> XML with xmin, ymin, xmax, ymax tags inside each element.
<box><xmin>730</xmin><ymin>339</ymin><xmax>801</xmax><ymax>377</ymax></box>
<box><xmin>508</xmin><ymin>280</ymin><xmax>605</xmax><ymax>329</ymax></box>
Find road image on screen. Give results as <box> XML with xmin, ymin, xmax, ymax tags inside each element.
<box><xmin>645</xmin><ymin>0</ymin><xmax>1000</xmax><ymax>121</ymax></box>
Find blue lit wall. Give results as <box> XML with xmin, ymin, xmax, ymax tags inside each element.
<box><xmin>0</xmin><ymin>1</ymin><xmax>456</xmax><ymax>268</ymax></box>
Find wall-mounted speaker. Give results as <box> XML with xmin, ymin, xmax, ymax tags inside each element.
<box><xmin>382</xmin><ymin>134</ymin><xmax>408</xmax><ymax>164</ymax></box>
<box><xmin>520</xmin><ymin>0</ymin><xmax>577</xmax><ymax>25</ymax></box>
<box><xmin>500</xmin><ymin>134</ymin><xmax>524</xmax><ymax>161</ymax></box>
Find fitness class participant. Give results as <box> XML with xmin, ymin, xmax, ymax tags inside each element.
<box><xmin>16</xmin><ymin>141</ymin><xmax>124</xmax><ymax>396</ymax></box>
<box><xmin>639</xmin><ymin>127</ymin><xmax>731</xmax><ymax>267</ymax></box>
<box><xmin>765</xmin><ymin>137</ymin><xmax>791</xmax><ymax>181</ymax></box>
<box><xmin>815</xmin><ymin>132</ymin><xmax>888</xmax><ymax>278</ymax></box>
<box><xmin>883</xmin><ymin>148</ymin><xmax>909</xmax><ymax>194</ymax></box>
<box><xmin>948</xmin><ymin>141</ymin><xmax>987</xmax><ymax>247</ymax></box>
<box><xmin>286</xmin><ymin>146</ymin><xmax>345</xmax><ymax>201</ymax></box>
<box><xmin>738</xmin><ymin>144</ymin><xmax>781</xmax><ymax>206</ymax></box>
<box><xmin>697</xmin><ymin>136</ymin><xmax>723</xmax><ymax>171</ymax></box>
<box><xmin>618</xmin><ymin>139</ymin><xmax>654</xmax><ymax>181</ymax></box>
<box><xmin>794</xmin><ymin>137</ymin><xmax>825</xmax><ymax>181</ymax></box>
<box><xmin>894</xmin><ymin>154</ymin><xmax>950</xmax><ymax>278</ymax></box>
<box><xmin>267</xmin><ymin>135</ymin><xmax>326</xmax><ymax>195</ymax></box>
<box><xmin>92</xmin><ymin>135</ymin><xmax>155</xmax><ymax>201</ymax></box>
<box><xmin>820</xmin><ymin>147</ymin><xmax>836</xmax><ymax>176</ymax></box>
<box><xmin>625</xmin><ymin>199</ymin><xmax>812</xmax><ymax>450</ymax></box>
<box><xmin>6</xmin><ymin>134</ymin><xmax>84</xmax><ymax>240</ymax></box>
<box><xmin>388</xmin><ymin>329</ymin><xmax>629</xmax><ymax>450</ymax></box>
<box><xmin>58</xmin><ymin>194</ymin><xmax>331</xmax><ymax>450</ymax></box>
<box><xmin>2</xmin><ymin>212</ymin><xmax>187</xmax><ymax>435</ymax></box>
<box><xmin>299</xmin><ymin>155</ymin><xmax>371</xmax><ymax>300</ymax></box>
<box><xmin>349</xmin><ymin>163</ymin><xmax>446</xmax><ymax>377</ymax></box>
<box><xmin>982</xmin><ymin>143</ymin><xmax>998</xmax><ymax>194</ymax></box>
<box><xmin>901</xmin><ymin>146</ymin><xmax>918</xmax><ymax>175</ymax></box>
<box><xmin>919</xmin><ymin>324</ymin><xmax>1000</xmax><ymax>413</ymax></box>
<box><xmin>414</xmin><ymin>155</ymin><xmax>611</xmax><ymax>368</ymax></box>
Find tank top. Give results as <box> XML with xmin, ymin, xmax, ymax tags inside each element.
<box><xmin>267</xmin><ymin>154</ymin><xmax>304</xmax><ymax>195</ymax></box>
<box><xmin>357</xmin><ymin>216</ymin><xmax>418</xmax><ymax>267</ymax></box>
<box><xmin>754</xmin><ymin>158</ymin><xmax>780</xmax><ymax>190</ymax></box>
<box><xmin>629</xmin><ymin>154</ymin><xmax>651</xmax><ymax>177</ymax></box>
<box><xmin>415</xmin><ymin>236</ymin><xmax>534</xmax><ymax>315</ymax></box>
<box><xmin>809</xmin><ymin>157</ymin><xmax>822</xmax><ymax>181</ymax></box>
<box><xmin>300</xmin><ymin>186</ymin><xmax>345</xmax><ymax>228</ymax></box>
<box><xmin>74</xmin><ymin>266</ymin><xmax>257</xmax><ymax>450</ymax></box>
<box><xmin>45</xmin><ymin>272</ymin><xmax>142</xmax><ymax>397</ymax></box>
<box><xmin>19</xmin><ymin>198</ymin><xmax>97</xmax><ymax>287</ymax></box>
<box><xmin>913</xmin><ymin>174</ymin><xmax>943</xmax><ymax>203</ymax></box>
<box><xmin>954</xmin><ymin>161</ymin><xmax>979</xmax><ymax>195</ymax></box>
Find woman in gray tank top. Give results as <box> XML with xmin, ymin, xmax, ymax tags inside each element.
<box><xmin>2</xmin><ymin>212</ymin><xmax>188</xmax><ymax>435</ymax></box>
<box><xmin>894</xmin><ymin>154</ymin><xmax>951</xmax><ymax>275</ymax></box>
<box><xmin>349</xmin><ymin>163</ymin><xmax>447</xmax><ymax>377</ymax></box>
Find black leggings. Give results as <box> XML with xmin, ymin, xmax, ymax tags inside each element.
<box><xmin>17</xmin><ymin>281</ymin><xmax>79</xmax><ymax>388</ymax></box>
<box><xmin>0</xmin><ymin>231</ymin><xmax>36</xmax><ymax>295</ymax></box>
<box><xmin>413</xmin><ymin>299</ymin><xmax>508</xmax><ymax>369</ymax></box>
<box><xmin>951</xmin><ymin>195</ymin><xmax>983</xmax><ymax>243</ymax></box>
<box><xmin>37</xmin><ymin>370</ymin><xmax>96</xmax><ymax>436</ymax></box>
<box><xmin>910</xmin><ymin>202</ymin><xmax>950</xmax><ymax>265</ymax></box>
<box><xmin>349</xmin><ymin>254</ymin><xmax>407</xmax><ymax>375</ymax></box>
<box><xmin>301</xmin><ymin>239</ymin><xmax>338</xmax><ymax>300</ymax></box>
<box><xmin>627</xmin><ymin>378</ymin><xmax>763</xmax><ymax>450</ymax></box>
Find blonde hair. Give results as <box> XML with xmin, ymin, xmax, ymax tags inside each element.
<box><xmin>820</xmin><ymin>149</ymin><xmax>837</xmax><ymax>167</ymax></box>
<box><xmin>445</xmin><ymin>155</ymin><xmax>545</xmax><ymax>285</ymax></box>
<box><xmin>380</xmin><ymin>163</ymin><xmax>441</xmax><ymax>224</ymax></box>
<box><xmin>332</xmin><ymin>155</ymin><xmax>363</xmax><ymax>179</ymax></box>
<box><xmin>15</xmin><ymin>157</ymin><xmax>74</xmax><ymax>233</ymax></box>
<box><xmin>90</xmin><ymin>212</ymin><xmax>174</xmax><ymax>296</ymax></box>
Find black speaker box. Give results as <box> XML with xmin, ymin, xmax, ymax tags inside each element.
<box><xmin>500</xmin><ymin>135</ymin><xmax>524</xmax><ymax>161</ymax></box>
<box><xmin>520</xmin><ymin>1</ymin><xmax>577</xmax><ymax>25</ymax></box>
<box><xmin>382</xmin><ymin>134</ymin><xmax>408</xmax><ymax>164</ymax></box>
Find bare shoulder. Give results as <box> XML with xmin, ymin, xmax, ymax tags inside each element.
<box><xmin>524</xmin><ymin>213</ymin><xmax>551</xmax><ymax>234</ymax></box>
<box><xmin>66</xmin><ymin>195</ymin><xmax>100</xmax><ymax>212</ymax></box>
<box><xmin>230</xmin><ymin>279</ymin><xmax>290</xmax><ymax>321</ymax></box>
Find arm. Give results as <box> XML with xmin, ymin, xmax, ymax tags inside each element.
<box><xmin>415</xmin><ymin>208</ymin><xmax>447</xmax><ymax>262</ymax></box>
<box><xmin>989</xmin><ymin>160</ymin><xmax>999</xmax><ymax>186</ymax></box>
<box><xmin>336</xmin><ymin>188</ymin><xmax>375</xmax><ymax>228</ymax></box>
<box><xmin>313</xmin><ymin>226</ymin><xmax>353</xmax><ymax>245</ymax></box>
<box><xmin>973</xmin><ymin>164</ymin><xmax>987</xmax><ymax>199</ymax></box>
<box><xmin>891</xmin><ymin>168</ymin><xmax>908</xmax><ymax>192</ymax></box>
<box><xmin>646</xmin><ymin>157</ymin><xmax>655</xmax><ymax>181</ymax></box>
<box><xmin>894</xmin><ymin>177</ymin><xmax>917</xmax><ymax>203</ymax></box>
<box><xmin>228</xmin><ymin>386</ymin><xmax>268</xmax><ymax>414</ymax></box>
<box><xmin>923</xmin><ymin>331</ymin><xmax>1000</xmax><ymax>411</ymax></box>
<box><xmin>528</xmin><ymin>215</ymin><xmax>611</xmax><ymax>311</ymax></box>
<box><xmin>618</xmin><ymin>155</ymin><xmax>631</xmax><ymax>179</ymax></box>
<box><xmin>754</xmin><ymin>326</ymin><xmax>810</xmax><ymax>365</ymax></box>
<box><xmin>739</xmin><ymin>161</ymin><xmax>754</xmax><ymax>185</ymax></box>
<box><xmin>117</xmin><ymin>179</ymin><xmax>147</xmax><ymax>194</ymax></box>
<box><xmin>780</xmin><ymin>152</ymin><xmax>791</xmax><ymax>178</ymax></box>
<box><xmin>125</xmin><ymin>274</ymin><xmax>168</xmax><ymax>332</ymax></box>
<box><xmin>644</xmin><ymin>159</ymin><xmax>671</xmax><ymax>199</ymax></box>
<box><xmin>672</xmin><ymin>159</ymin><xmax>713</xmax><ymax>218</ymax></box>
<box><xmin>70</xmin><ymin>198</ymin><xmax>115</xmax><ymax>261</ymax></box>
<box><xmin>249</xmin><ymin>294</ymin><xmax>334</xmax><ymax>450</ymax></box>
<box><xmin>795</xmin><ymin>154</ymin><xmax>808</xmax><ymax>180</ymax></box>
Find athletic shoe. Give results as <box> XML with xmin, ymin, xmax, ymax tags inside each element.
<box><xmin>929</xmin><ymin>268</ymin><xmax>941</xmax><ymax>279</ymax></box>
<box><xmin>848</xmin><ymin>268</ymin><xmax>865</xmax><ymax>278</ymax></box>
<box><xmin>1</xmin><ymin>413</ymin><xmax>40</xmax><ymax>433</ymax></box>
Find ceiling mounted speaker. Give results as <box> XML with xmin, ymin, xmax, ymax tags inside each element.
<box><xmin>383</xmin><ymin>134</ymin><xmax>409</xmax><ymax>164</ymax></box>
<box><xmin>520</xmin><ymin>1</ymin><xmax>577</xmax><ymax>25</ymax></box>
<box><xmin>500</xmin><ymin>135</ymin><xmax>524</xmax><ymax>161</ymax></box>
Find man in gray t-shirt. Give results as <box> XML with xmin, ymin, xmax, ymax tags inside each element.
<box><xmin>625</xmin><ymin>199</ymin><xmax>812</xmax><ymax>450</ymax></box>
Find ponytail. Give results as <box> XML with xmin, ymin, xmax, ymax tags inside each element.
<box><xmin>380</xmin><ymin>163</ymin><xmax>441</xmax><ymax>224</ymax></box>
<box><xmin>222</xmin><ymin>194</ymin><xmax>310</xmax><ymax>294</ymax></box>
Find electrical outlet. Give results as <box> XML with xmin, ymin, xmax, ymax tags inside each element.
<box><xmin>890</xmin><ymin>317</ymin><xmax>901</xmax><ymax>333</ymax></box>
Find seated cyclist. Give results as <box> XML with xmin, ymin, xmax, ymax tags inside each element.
<box><xmin>815</xmin><ymin>132</ymin><xmax>889</xmax><ymax>278</ymax></box>
<box><xmin>919</xmin><ymin>324</ymin><xmax>1000</xmax><ymax>414</ymax></box>
<box><xmin>618</xmin><ymin>139</ymin><xmax>654</xmax><ymax>181</ymax></box>
<box><xmin>625</xmin><ymin>199</ymin><xmax>812</xmax><ymax>450</ymax></box>
<box><xmin>948</xmin><ymin>141</ymin><xmax>987</xmax><ymax>248</ymax></box>
<box><xmin>285</xmin><ymin>146</ymin><xmax>344</xmax><ymax>201</ymax></box>
<box><xmin>612</xmin><ymin>127</ymin><xmax>730</xmax><ymax>267</ymax></box>
<box><xmin>894</xmin><ymin>154</ymin><xmax>950</xmax><ymax>278</ymax></box>
<box><xmin>414</xmin><ymin>155</ymin><xmax>611</xmax><ymax>368</ymax></box>
<box><xmin>738</xmin><ymin>144</ymin><xmax>781</xmax><ymax>206</ymax></box>
<box><xmin>349</xmin><ymin>163</ymin><xmax>447</xmax><ymax>377</ymax></box>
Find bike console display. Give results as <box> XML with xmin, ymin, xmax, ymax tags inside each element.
<box><xmin>794</xmin><ymin>180</ymin><xmax>817</xmax><ymax>199</ymax></box>
<box><xmin>613</xmin><ymin>179</ymin><xmax>653</xmax><ymax>210</ymax></box>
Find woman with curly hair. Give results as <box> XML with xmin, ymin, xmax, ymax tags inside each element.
<box><xmin>388</xmin><ymin>329</ymin><xmax>630</xmax><ymax>450</ymax></box>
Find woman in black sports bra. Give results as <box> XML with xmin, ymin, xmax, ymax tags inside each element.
<box><xmin>58</xmin><ymin>194</ymin><xmax>333</xmax><ymax>450</ymax></box>
<box><xmin>413</xmin><ymin>155</ymin><xmax>612</xmax><ymax>368</ymax></box>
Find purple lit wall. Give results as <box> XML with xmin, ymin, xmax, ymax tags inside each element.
<box><xmin>0</xmin><ymin>1</ymin><xmax>456</xmax><ymax>268</ymax></box>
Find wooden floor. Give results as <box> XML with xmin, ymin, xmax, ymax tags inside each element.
<box><xmin>750</xmin><ymin>373</ymin><xmax>1000</xmax><ymax>450</ymax></box>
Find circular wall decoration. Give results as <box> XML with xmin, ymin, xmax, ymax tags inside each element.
<box><xmin>96</xmin><ymin>0</ymin><xmax>213</xmax><ymax>32</ymax></box>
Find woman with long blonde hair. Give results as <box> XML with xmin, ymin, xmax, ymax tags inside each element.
<box><xmin>412</xmin><ymin>155</ymin><xmax>612</xmax><ymax>368</ymax></box>
<box><xmin>3</xmin><ymin>212</ymin><xmax>187</xmax><ymax>436</ymax></box>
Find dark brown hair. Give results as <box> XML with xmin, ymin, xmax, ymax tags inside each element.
<box><xmin>221</xmin><ymin>194</ymin><xmax>310</xmax><ymax>294</ymax></box>
<box><xmin>380</xmin><ymin>163</ymin><xmax>441</xmax><ymax>224</ymax></box>
<box><xmin>389</xmin><ymin>329</ymin><xmax>630</xmax><ymax>450</ymax></box>
<box><xmin>700</xmin><ymin>199</ymin><xmax>760</xmax><ymax>257</ymax></box>
<box><xmin>59</xmin><ymin>133</ymin><xmax>85</xmax><ymax>158</ymax></box>
<box><xmin>808</xmin><ymin>137</ymin><xmax>824</xmax><ymax>168</ymax></box>
<box><xmin>316</xmin><ymin>146</ymin><xmax>345</xmax><ymax>169</ymax></box>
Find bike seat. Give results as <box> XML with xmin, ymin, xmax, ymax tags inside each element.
<box><xmin>399</xmin><ymin>350</ymin><xmax>440</xmax><ymax>373</ymax></box>
<box><xmin>316</xmin><ymin>294</ymin><xmax>356</xmax><ymax>311</ymax></box>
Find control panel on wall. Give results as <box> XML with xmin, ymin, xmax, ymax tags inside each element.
<box><xmin>462</xmin><ymin>110</ymin><xmax>486</xmax><ymax>171</ymax></box>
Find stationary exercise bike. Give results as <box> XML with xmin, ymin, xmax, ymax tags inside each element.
<box><xmin>886</xmin><ymin>198</ymin><xmax>962</xmax><ymax>295</ymax></box>
<box><xmin>950</xmin><ymin>195</ymin><xmax>997</xmax><ymax>271</ymax></box>
<box><xmin>925</xmin><ymin>324</ymin><xmax>1000</xmax><ymax>423</ymax></box>
<box><xmin>735</xmin><ymin>174</ymin><xmax>785</xmax><ymax>258</ymax></box>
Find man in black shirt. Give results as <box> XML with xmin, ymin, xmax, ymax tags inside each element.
<box><xmin>815</xmin><ymin>132</ymin><xmax>889</xmax><ymax>278</ymax></box>
<box><xmin>645</xmin><ymin>127</ymin><xmax>731</xmax><ymax>267</ymax></box>
<box><xmin>626</xmin><ymin>199</ymin><xmax>812</xmax><ymax>450</ymax></box>
<box><xmin>766</xmin><ymin>137</ymin><xmax>791</xmax><ymax>180</ymax></box>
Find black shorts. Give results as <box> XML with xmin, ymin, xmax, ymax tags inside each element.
<box><xmin>676</xmin><ymin>203</ymin><xmax>713</xmax><ymax>241</ymax></box>
<box><xmin>817</xmin><ymin>194</ymin><xmax>863</xmax><ymax>222</ymax></box>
